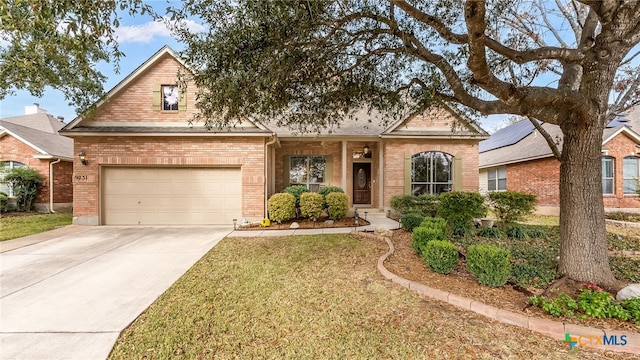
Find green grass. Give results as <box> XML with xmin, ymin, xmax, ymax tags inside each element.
<box><xmin>0</xmin><ymin>213</ymin><xmax>72</xmax><ymax>241</ymax></box>
<box><xmin>109</xmin><ymin>234</ymin><xmax>615</xmax><ymax>359</ymax></box>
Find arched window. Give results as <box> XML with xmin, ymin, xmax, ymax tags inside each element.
<box><xmin>623</xmin><ymin>156</ymin><xmax>639</xmax><ymax>194</ymax></box>
<box><xmin>0</xmin><ymin>161</ymin><xmax>27</xmax><ymax>197</ymax></box>
<box><xmin>411</xmin><ymin>151</ymin><xmax>453</xmax><ymax>195</ymax></box>
<box><xmin>602</xmin><ymin>156</ymin><xmax>615</xmax><ymax>195</ymax></box>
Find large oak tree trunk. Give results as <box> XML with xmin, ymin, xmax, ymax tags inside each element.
<box><xmin>558</xmin><ymin>117</ymin><xmax>620</xmax><ymax>290</ymax></box>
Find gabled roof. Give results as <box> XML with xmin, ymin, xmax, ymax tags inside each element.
<box><xmin>62</xmin><ymin>46</ymin><xmax>270</xmax><ymax>136</ymax></box>
<box><xmin>479</xmin><ymin>104</ymin><xmax>640</xmax><ymax>168</ymax></box>
<box><xmin>0</xmin><ymin>120</ymin><xmax>74</xmax><ymax>160</ymax></box>
<box><xmin>268</xmin><ymin>104</ymin><xmax>489</xmax><ymax>139</ymax></box>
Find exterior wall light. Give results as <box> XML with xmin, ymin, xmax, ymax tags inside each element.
<box><xmin>363</xmin><ymin>144</ymin><xmax>371</xmax><ymax>158</ymax></box>
<box><xmin>79</xmin><ymin>150</ymin><xmax>88</xmax><ymax>166</ymax></box>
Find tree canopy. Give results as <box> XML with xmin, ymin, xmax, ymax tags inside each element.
<box><xmin>168</xmin><ymin>0</ymin><xmax>640</xmax><ymax>132</ymax></box>
<box><xmin>0</xmin><ymin>0</ymin><xmax>149</xmax><ymax>112</ymax></box>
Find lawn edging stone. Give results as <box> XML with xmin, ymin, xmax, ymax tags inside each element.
<box><xmin>351</xmin><ymin>230</ymin><xmax>640</xmax><ymax>355</ymax></box>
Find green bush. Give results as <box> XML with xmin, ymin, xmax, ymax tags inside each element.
<box><xmin>401</xmin><ymin>213</ymin><xmax>424</xmax><ymax>232</ymax></box>
<box><xmin>486</xmin><ymin>191</ymin><xmax>536</xmax><ymax>225</ymax></box>
<box><xmin>412</xmin><ymin>227</ymin><xmax>443</xmax><ymax>254</ymax></box>
<box><xmin>267</xmin><ymin>193</ymin><xmax>296</xmax><ymax>223</ymax></box>
<box><xmin>422</xmin><ymin>240</ymin><xmax>459</xmax><ymax>274</ymax></box>
<box><xmin>623</xmin><ymin>298</ymin><xmax>640</xmax><ymax>324</ymax></box>
<box><xmin>318</xmin><ymin>186</ymin><xmax>344</xmax><ymax>208</ymax></box>
<box><xmin>477</xmin><ymin>226</ymin><xmax>504</xmax><ymax>238</ymax></box>
<box><xmin>529</xmin><ymin>294</ymin><xmax>578</xmax><ymax>317</ymax></box>
<box><xmin>466</xmin><ymin>244</ymin><xmax>511</xmax><ymax>287</ymax></box>
<box><xmin>506</xmin><ymin>226</ymin><xmax>528</xmax><ymax>239</ymax></box>
<box><xmin>390</xmin><ymin>194</ymin><xmax>440</xmax><ymax>217</ymax></box>
<box><xmin>525</xmin><ymin>227</ymin><xmax>547</xmax><ymax>239</ymax></box>
<box><xmin>0</xmin><ymin>192</ymin><xmax>7</xmax><ymax>212</ymax></box>
<box><xmin>283</xmin><ymin>185</ymin><xmax>309</xmax><ymax>207</ymax></box>
<box><xmin>577</xmin><ymin>289</ymin><xmax>629</xmax><ymax>320</ymax></box>
<box><xmin>438</xmin><ymin>192</ymin><xmax>486</xmax><ymax>236</ymax></box>
<box><xmin>420</xmin><ymin>217</ymin><xmax>447</xmax><ymax>238</ymax></box>
<box><xmin>325</xmin><ymin>192</ymin><xmax>348</xmax><ymax>220</ymax></box>
<box><xmin>2</xmin><ymin>167</ymin><xmax>43</xmax><ymax>211</ymax></box>
<box><xmin>299</xmin><ymin>192</ymin><xmax>324</xmax><ymax>220</ymax></box>
<box><xmin>510</xmin><ymin>264</ymin><xmax>556</xmax><ymax>288</ymax></box>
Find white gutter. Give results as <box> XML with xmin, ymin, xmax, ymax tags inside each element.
<box><xmin>49</xmin><ymin>158</ymin><xmax>62</xmax><ymax>213</ymax></box>
<box><xmin>264</xmin><ymin>135</ymin><xmax>278</xmax><ymax>218</ymax></box>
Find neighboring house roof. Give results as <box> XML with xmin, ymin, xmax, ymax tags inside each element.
<box><xmin>0</xmin><ymin>119</ymin><xmax>74</xmax><ymax>160</ymax></box>
<box><xmin>479</xmin><ymin>104</ymin><xmax>640</xmax><ymax>168</ymax></box>
<box><xmin>1</xmin><ymin>112</ymin><xmax>65</xmax><ymax>133</ymax></box>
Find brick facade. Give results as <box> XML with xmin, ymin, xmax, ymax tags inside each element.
<box><xmin>0</xmin><ymin>135</ymin><xmax>73</xmax><ymax>212</ymax></box>
<box><xmin>486</xmin><ymin>132</ymin><xmax>640</xmax><ymax>211</ymax></box>
<box><xmin>72</xmin><ymin>136</ymin><xmax>265</xmax><ymax>225</ymax></box>
<box><xmin>383</xmin><ymin>139</ymin><xmax>480</xmax><ymax>208</ymax></box>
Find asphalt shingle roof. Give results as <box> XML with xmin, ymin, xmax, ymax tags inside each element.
<box><xmin>0</xmin><ymin>118</ymin><xmax>73</xmax><ymax>159</ymax></box>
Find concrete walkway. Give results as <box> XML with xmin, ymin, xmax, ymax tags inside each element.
<box><xmin>0</xmin><ymin>226</ymin><xmax>231</xmax><ymax>360</ymax></box>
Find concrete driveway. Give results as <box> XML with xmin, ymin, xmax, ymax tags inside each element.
<box><xmin>0</xmin><ymin>226</ymin><xmax>232</xmax><ymax>360</ymax></box>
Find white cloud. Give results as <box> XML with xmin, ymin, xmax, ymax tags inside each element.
<box><xmin>115</xmin><ymin>17</ymin><xmax>204</xmax><ymax>44</ymax></box>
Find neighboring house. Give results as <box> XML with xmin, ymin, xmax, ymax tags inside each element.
<box><xmin>479</xmin><ymin>105</ymin><xmax>640</xmax><ymax>215</ymax></box>
<box><xmin>0</xmin><ymin>104</ymin><xmax>74</xmax><ymax>212</ymax></box>
<box><xmin>61</xmin><ymin>46</ymin><xmax>488</xmax><ymax>226</ymax></box>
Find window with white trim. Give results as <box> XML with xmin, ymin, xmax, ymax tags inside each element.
<box><xmin>411</xmin><ymin>151</ymin><xmax>453</xmax><ymax>195</ymax></box>
<box><xmin>602</xmin><ymin>156</ymin><xmax>615</xmax><ymax>195</ymax></box>
<box><xmin>487</xmin><ymin>166</ymin><xmax>507</xmax><ymax>191</ymax></box>
<box><xmin>0</xmin><ymin>161</ymin><xmax>27</xmax><ymax>197</ymax></box>
<box><xmin>289</xmin><ymin>156</ymin><xmax>326</xmax><ymax>190</ymax></box>
<box><xmin>623</xmin><ymin>156</ymin><xmax>639</xmax><ymax>194</ymax></box>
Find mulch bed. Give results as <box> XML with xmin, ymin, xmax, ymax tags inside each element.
<box><xmin>237</xmin><ymin>217</ymin><xmax>370</xmax><ymax>230</ymax></box>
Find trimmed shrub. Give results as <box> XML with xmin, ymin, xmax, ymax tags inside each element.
<box><xmin>401</xmin><ymin>213</ymin><xmax>424</xmax><ymax>232</ymax></box>
<box><xmin>283</xmin><ymin>185</ymin><xmax>310</xmax><ymax>207</ymax></box>
<box><xmin>267</xmin><ymin>193</ymin><xmax>296</xmax><ymax>223</ymax></box>
<box><xmin>2</xmin><ymin>167</ymin><xmax>43</xmax><ymax>211</ymax></box>
<box><xmin>478</xmin><ymin>226</ymin><xmax>504</xmax><ymax>238</ymax></box>
<box><xmin>325</xmin><ymin>192</ymin><xmax>348</xmax><ymax>220</ymax></box>
<box><xmin>390</xmin><ymin>194</ymin><xmax>440</xmax><ymax>217</ymax></box>
<box><xmin>422</xmin><ymin>240</ymin><xmax>459</xmax><ymax>274</ymax></box>
<box><xmin>0</xmin><ymin>192</ymin><xmax>7</xmax><ymax>212</ymax></box>
<box><xmin>299</xmin><ymin>192</ymin><xmax>324</xmax><ymax>220</ymax></box>
<box><xmin>466</xmin><ymin>244</ymin><xmax>511</xmax><ymax>287</ymax></box>
<box><xmin>318</xmin><ymin>186</ymin><xmax>344</xmax><ymax>208</ymax></box>
<box><xmin>412</xmin><ymin>227</ymin><xmax>443</xmax><ymax>254</ymax></box>
<box><xmin>438</xmin><ymin>192</ymin><xmax>486</xmax><ymax>236</ymax></box>
<box><xmin>486</xmin><ymin>191</ymin><xmax>536</xmax><ymax>225</ymax></box>
<box><xmin>420</xmin><ymin>217</ymin><xmax>447</xmax><ymax>238</ymax></box>
<box><xmin>506</xmin><ymin>226</ymin><xmax>528</xmax><ymax>239</ymax></box>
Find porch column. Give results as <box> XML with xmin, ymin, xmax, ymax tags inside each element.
<box><xmin>342</xmin><ymin>140</ymin><xmax>347</xmax><ymax>190</ymax></box>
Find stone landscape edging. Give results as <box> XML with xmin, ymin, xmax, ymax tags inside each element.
<box><xmin>351</xmin><ymin>231</ymin><xmax>640</xmax><ymax>355</ymax></box>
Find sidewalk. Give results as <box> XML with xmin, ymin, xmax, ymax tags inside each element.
<box><xmin>226</xmin><ymin>212</ymin><xmax>400</xmax><ymax>237</ymax></box>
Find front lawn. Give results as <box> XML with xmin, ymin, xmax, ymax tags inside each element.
<box><xmin>0</xmin><ymin>213</ymin><xmax>73</xmax><ymax>241</ymax></box>
<box><xmin>109</xmin><ymin>234</ymin><xmax>622</xmax><ymax>359</ymax></box>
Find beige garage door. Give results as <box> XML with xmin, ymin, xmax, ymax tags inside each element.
<box><xmin>103</xmin><ymin>167</ymin><xmax>241</xmax><ymax>225</ymax></box>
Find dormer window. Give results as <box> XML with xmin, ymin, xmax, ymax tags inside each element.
<box><xmin>162</xmin><ymin>85</ymin><xmax>179</xmax><ymax>111</ymax></box>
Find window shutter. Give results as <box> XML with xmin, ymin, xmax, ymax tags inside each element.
<box><xmin>283</xmin><ymin>156</ymin><xmax>290</xmax><ymax>189</ymax></box>
<box><xmin>404</xmin><ymin>153</ymin><xmax>411</xmax><ymax>195</ymax></box>
<box><xmin>178</xmin><ymin>88</ymin><xmax>187</xmax><ymax>111</ymax></box>
<box><xmin>325</xmin><ymin>156</ymin><xmax>333</xmax><ymax>185</ymax></box>
<box><xmin>152</xmin><ymin>84</ymin><xmax>162</xmax><ymax>111</ymax></box>
<box><xmin>453</xmin><ymin>152</ymin><xmax>462</xmax><ymax>191</ymax></box>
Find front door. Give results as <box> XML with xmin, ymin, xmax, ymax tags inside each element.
<box><xmin>353</xmin><ymin>163</ymin><xmax>371</xmax><ymax>204</ymax></box>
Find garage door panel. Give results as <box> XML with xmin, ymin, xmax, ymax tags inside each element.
<box><xmin>103</xmin><ymin>167</ymin><xmax>242</xmax><ymax>225</ymax></box>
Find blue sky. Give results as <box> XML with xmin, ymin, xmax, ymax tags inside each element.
<box><xmin>0</xmin><ymin>2</ymin><xmax>511</xmax><ymax>130</ymax></box>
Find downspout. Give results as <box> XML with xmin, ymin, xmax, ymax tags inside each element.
<box><xmin>49</xmin><ymin>158</ymin><xmax>62</xmax><ymax>213</ymax></box>
<box><xmin>264</xmin><ymin>135</ymin><xmax>278</xmax><ymax>219</ymax></box>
